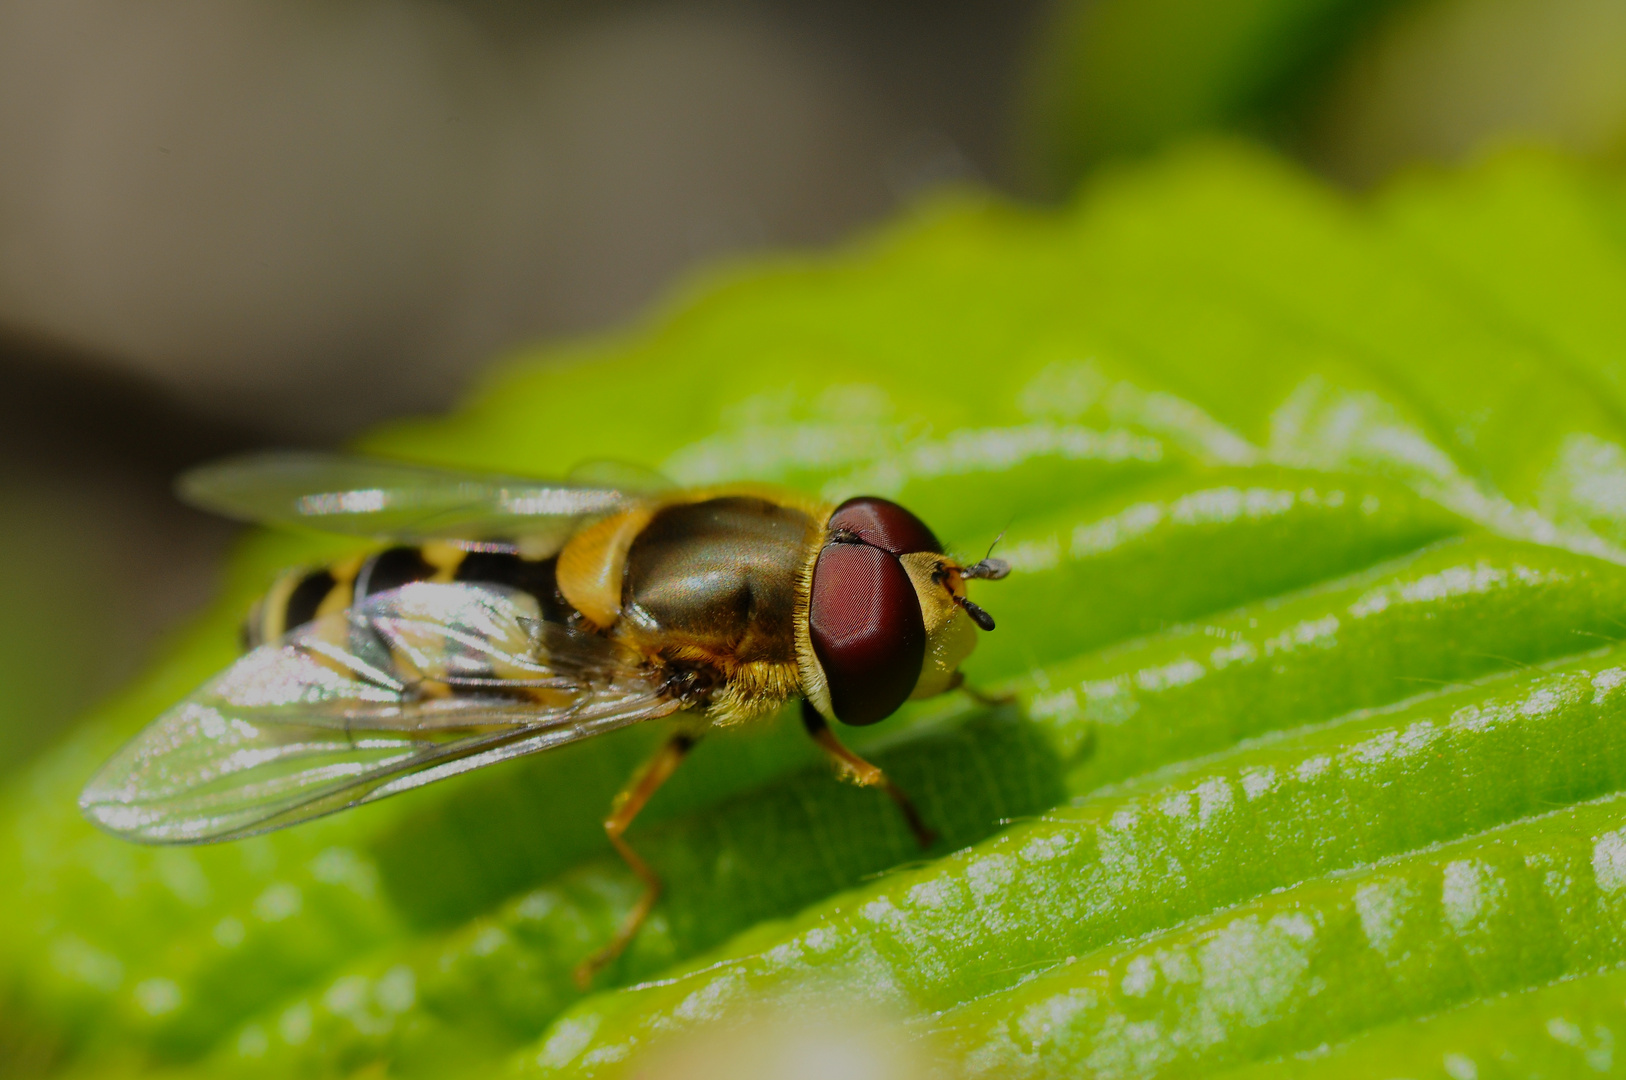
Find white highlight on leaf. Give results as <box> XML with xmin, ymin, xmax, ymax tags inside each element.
<box><xmin>1592</xmin><ymin>829</ymin><xmax>1626</xmax><ymax>893</ymax></box>
<box><xmin>134</xmin><ymin>977</ymin><xmax>182</xmax><ymax>1016</ymax></box>
<box><xmin>1546</xmin><ymin>433</ymin><xmax>1626</xmax><ymax>522</ymax></box>
<box><xmin>1017</xmin><ymin>359</ymin><xmax>1257</xmax><ymax>465</ymax></box>
<box><xmin>1443</xmin><ymin>1052</ymin><xmax>1479</xmax><ymax>1080</ymax></box>
<box><xmin>213</xmin><ymin>917</ymin><xmax>246</xmax><ymax>948</ymax></box>
<box><xmin>49</xmin><ymin>934</ymin><xmax>123</xmax><ymax>992</ymax></box>
<box><xmin>1271</xmin><ymin>375</ymin><xmax>1626</xmax><ymax>563</ymax></box>
<box><xmin>236</xmin><ymin>1025</ymin><xmax>269</xmax><ymax>1058</ymax></box>
<box><xmin>376</xmin><ymin>966</ymin><xmax>416</xmax><ymax>1013</ymax></box>
<box><xmin>1441</xmin><ymin>860</ymin><xmax>1502</xmax><ymax>931</ymax></box>
<box><xmin>278</xmin><ymin>1001</ymin><xmax>313</xmax><ymax>1046</ymax></box>
<box><xmin>1195</xmin><ymin>913</ymin><xmax>1316</xmax><ymax>1029</ymax></box>
<box><xmin>1133</xmin><ymin>659</ymin><xmax>1206</xmax><ymax>692</ymax></box>
<box><xmin>1354</xmin><ymin>878</ymin><xmax>1414</xmax><ymax>956</ymax></box>
<box><xmin>253</xmin><ymin>883</ymin><xmax>302</xmax><ymax>922</ymax></box>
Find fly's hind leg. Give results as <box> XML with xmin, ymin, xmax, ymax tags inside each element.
<box><xmin>573</xmin><ymin>730</ymin><xmax>700</xmax><ymax>989</ymax></box>
<box><xmin>800</xmin><ymin>700</ymin><xmax>937</xmax><ymax>849</ymax></box>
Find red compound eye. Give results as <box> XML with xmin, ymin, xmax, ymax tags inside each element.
<box><xmin>808</xmin><ymin>542</ymin><xmax>927</xmax><ymax>726</ymax></box>
<box><xmin>827</xmin><ymin>497</ymin><xmax>940</xmax><ymax>555</ymax></box>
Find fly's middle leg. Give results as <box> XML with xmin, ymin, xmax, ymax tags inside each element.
<box><xmin>573</xmin><ymin>729</ymin><xmax>699</xmax><ymax>989</ymax></box>
<box><xmin>800</xmin><ymin>700</ymin><xmax>937</xmax><ymax>849</ymax></box>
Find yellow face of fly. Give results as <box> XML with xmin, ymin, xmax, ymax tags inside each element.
<box><xmin>898</xmin><ymin>552</ymin><xmax>980</xmax><ymax>700</ymax></box>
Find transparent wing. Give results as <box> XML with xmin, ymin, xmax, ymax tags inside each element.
<box><xmin>177</xmin><ymin>451</ymin><xmax>662</xmax><ymax>542</ymax></box>
<box><xmin>80</xmin><ymin>582</ymin><xmax>681</xmax><ymax>843</ymax></box>
<box><xmin>565</xmin><ymin>459</ymin><xmax>677</xmax><ymax>495</ymax></box>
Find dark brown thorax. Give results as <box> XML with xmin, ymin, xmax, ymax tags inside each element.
<box><xmin>618</xmin><ymin>496</ymin><xmax>813</xmax><ymax>668</ymax></box>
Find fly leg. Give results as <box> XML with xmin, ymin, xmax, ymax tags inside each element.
<box><xmin>800</xmin><ymin>700</ymin><xmax>937</xmax><ymax>849</ymax></box>
<box><xmin>945</xmin><ymin>670</ymin><xmax>1015</xmax><ymax>708</ymax></box>
<box><xmin>573</xmin><ymin>730</ymin><xmax>699</xmax><ymax>989</ymax></box>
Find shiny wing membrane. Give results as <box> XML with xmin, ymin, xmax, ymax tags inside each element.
<box><xmin>80</xmin><ymin>583</ymin><xmax>681</xmax><ymax>843</ymax></box>
<box><xmin>178</xmin><ymin>450</ymin><xmax>665</xmax><ymax>543</ymax></box>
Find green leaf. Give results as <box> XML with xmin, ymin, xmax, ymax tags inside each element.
<box><xmin>931</xmin><ymin>790</ymin><xmax>1626</xmax><ymax>1076</ymax></box>
<box><xmin>1216</xmin><ymin>964</ymin><xmax>1626</xmax><ymax>1078</ymax></box>
<box><xmin>5</xmin><ymin>140</ymin><xmax>1626</xmax><ymax>1078</ymax></box>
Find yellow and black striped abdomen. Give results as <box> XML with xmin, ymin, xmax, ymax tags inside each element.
<box><xmin>243</xmin><ymin>542</ymin><xmax>575</xmax><ymax>649</ymax></box>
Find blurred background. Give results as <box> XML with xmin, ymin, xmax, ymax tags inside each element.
<box><xmin>2</xmin><ymin>0</ymin><xmax>1625</xmax><ymax>774</ymax></box>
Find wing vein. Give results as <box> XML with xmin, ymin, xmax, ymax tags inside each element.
<box><xmin>80</xmin><ymin>582</ymin><xmax>681</xmax><ymax>843</ymax></box>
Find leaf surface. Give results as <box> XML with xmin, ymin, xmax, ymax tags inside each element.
<box><xmin>4</xmin><ymin>142</ymin><xmax>1626</xmax><ymax>1079</ymax></box>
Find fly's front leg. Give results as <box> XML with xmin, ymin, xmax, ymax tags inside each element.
<box><xmin>945</xmin><ymin>669</ymin><xmax>1015</xmax><ymax>708</ymax></box>
<box><xmin>573</xmin><ymin>729</ymin><xmax>700</xmax><ymax>989</ymax></box>
<box><xmin>800</xmin><ymin>700</ymin><xmax>937</xmax><ymax>849</ymax></box>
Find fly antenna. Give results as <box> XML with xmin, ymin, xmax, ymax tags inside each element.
<box><xmin>960</xmin><ymin>557</ymin><xmax>1010</xmax><ymax>581</ymax></box>
<box><xmin>959</xmin><ymin>532</ymin><xmax>1009</xmax><ymax>581</ymax></box>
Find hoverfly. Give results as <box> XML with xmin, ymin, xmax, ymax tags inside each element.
<box><xmin>80</xmin><ymin>452</ymin><xmax>1009</xmax><ymax>983</ymax></box>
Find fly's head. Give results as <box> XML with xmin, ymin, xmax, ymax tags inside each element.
<box><xmin>798</xmin><ymin>496</ymin><xmax>1009</xmax><ymax>727</ymax></box>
